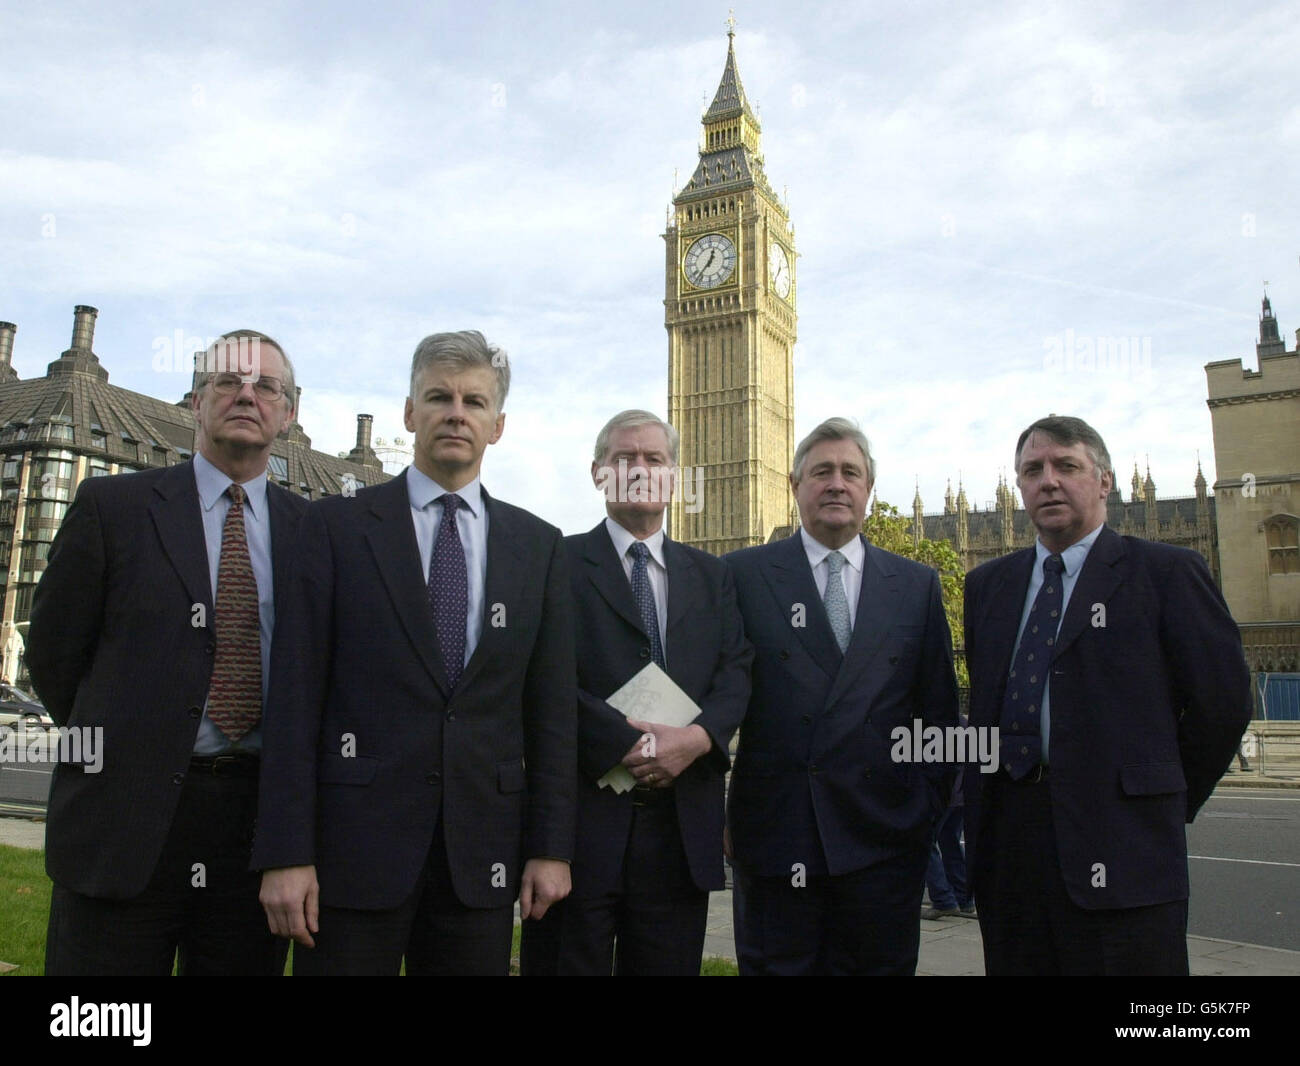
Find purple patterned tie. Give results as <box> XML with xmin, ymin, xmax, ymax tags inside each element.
<box><xmin>629</xmin><ymin>541</ymin><xmax>665</xmax><ymax>670</ymax></box>
<box><xmin>207</xmin><ymin>483</ymin><xmax>261</xmax><ymax>741</ymax></box>
<box><xmin>428</xmin><ymin>493</ymin><xmax>468</xmax><ymax>689</ymax></box>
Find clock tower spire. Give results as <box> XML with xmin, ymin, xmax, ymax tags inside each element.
<box><xmin>665</xmin><ymin>24</ymin><xmax>797</xmax><ymax>553</ymax></box>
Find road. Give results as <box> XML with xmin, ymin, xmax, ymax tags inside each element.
<box><xmin>1189</xmin><ymin>787</ymin><xmax>1300</xmax><ymax>951</ymax></box>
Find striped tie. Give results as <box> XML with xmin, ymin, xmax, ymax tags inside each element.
<box><xmin>207</xmin><ymin>483</ymin><xmax>261</xmax><ymax>741</ymax></box>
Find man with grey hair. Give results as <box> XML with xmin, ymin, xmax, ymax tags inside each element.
<box><xmin>30</xmin><ymin>330</ymin><xmax>305</xmax><ymax>975</ymax></box>
<box><xmin>725</xmin><ymin>416</ymin><xmax>959</xmax><ymax>975</ymax></box>
<box><xmin>520</xmin><ymin>409</ymin><xmax>751</xmax><ymax>975</ymax></box>
<box><xmin>962</xmin><ymin>414</ymin><xmax>1250</xmax><ymax>975</ymax></box>
<box><xmin>256</xmin><ymin>330</ymin><xmax>577</xmax><ymax>975</ymax></box>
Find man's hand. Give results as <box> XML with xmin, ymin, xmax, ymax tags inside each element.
<box><xmin>260</xmin><ymin>865</ymin><xmax>320</xmax><ymax>947</ymax></box>
<box><xmin>623</xmin><ymin>720</ymin><xmax>712</xmax><ymax>787</ymax></box>
<box><xmin>520</xmin><ymin>858</ymin><xmax>571</xmax><ymax>920</ymax></box>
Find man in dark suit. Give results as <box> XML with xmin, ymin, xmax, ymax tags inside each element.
<box><xmin>28</xmin><ymin>330</ymin><xmax>306</xmax><ymax>975</ymax></box>
<box><xmin>519</xmin><ymin>410</ymin><xmax>751</xmax><ymax>976</ymax></box>
<box><xmin>255</xmin><ymin>331</ymin><xmax>575</xmax><ymax>976</ymax></box>
<box><xmin>963</xmin><ymin>415</ymin><xmax>1251</xmax><ymax>975</ymax></box>
<box><xmin>726</xmin><ymin>417</ymin><xmax>959</xmax><ymax>976</ymax></box>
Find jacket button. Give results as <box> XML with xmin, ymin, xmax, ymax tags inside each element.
<box><xmin>447</xmin><ymin>712</ymin><xmax>456</xmax><ymax>722</ymax></box>
<box><xmin>889</xmin><ymin>655</ymin><xmax>900</xmax><ymax>664</ymax></box>
<box><xmin>639</xmin><ymin>646</ymin><xmax>651</xmax><ymax>659</ymax></box>
<box><xmin>426</xmin><ymin>772</ymin><xmax>441</xmax><ymax>784</ymax></box>
<box><xmin>779</xmin><ymin>650</ymin><xmax>790</xmax><ymax>661</ymax></box>
<box><xmin>172</xmin><ymin>772</ymin><xmax>185</xmax><ymax>784</ymax></box>
<box><xmin>801</xmin><ymin>713</ymin><xmax>812</xmax><ymax>724</ymax></box>
<box><xmin>188</xmin><ymin>706</ymin><xmax>202</xmax><ymax>719</ymax></box>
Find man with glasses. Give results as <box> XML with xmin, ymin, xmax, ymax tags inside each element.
<box><xmin>28</xmin><ymin>330</ymin><xmax>307</xmax><ymax>975</ymax></box>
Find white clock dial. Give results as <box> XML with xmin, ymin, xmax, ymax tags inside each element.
<box><xmin>769</xmin><ymin>242</ymin><xmax>791</xmax><ymax>299</ymax></box>
<box><xmin>683</xmin><ymin>233</ymin><xmax>737</xmax><ymax>289</ymax></box>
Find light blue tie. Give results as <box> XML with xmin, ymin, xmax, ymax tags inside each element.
<box><xmin>823</xmin><ymin>550</ymin><xmax>851</xmax><ymax>653</ymax></box>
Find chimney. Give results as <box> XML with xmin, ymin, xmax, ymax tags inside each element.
<box><xmin>70</xmin><ymin>305</ymin><xmax>98</xmax><ymax>352</ymax></box>
<box><xmin>356</xmin><ymin>413</ymin><xmax>373</xmax><ymax>452</ymax></box>
<box><xmin>0</xmin><ymin>322</ymin><xmax>14</xmax><ymax>368</ymax></box>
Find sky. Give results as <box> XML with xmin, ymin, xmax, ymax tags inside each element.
<box><xmin>3</xmin><ymin>0</ymin><xmax>1297</xmax><ymax>533</ymax></box>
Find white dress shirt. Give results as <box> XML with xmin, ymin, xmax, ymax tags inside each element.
<box><xmin>799</xmin><ymin>526</ymin><xmax>864</xmax><ymax>628</ymax></box>
<box><xmin>1011</xmin><ymin>522</ymin><xmax>1104</xmax><ymax>763</ymax></box>
<box><xmin>605</xmin><ymin>517</ymin><xmax>668</xmax><ymax>659</ymax></box>
<box><xmin>407</xmin><ymin>465</ymin><xmax>490</xmax><ymax>668</ymax></box>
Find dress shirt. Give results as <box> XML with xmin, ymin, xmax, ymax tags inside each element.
<box><xmin>407</xmin><ymin>465</ymin><xmax>489</xmax><ymax>668</ymax></box>
<box><xmin>192</xmin><ymin>452</ymin><xmax>274</xmax><ymax>754</ymax></box>
<box><xmin>799</xmin><ymin>526</ymin><xmax>864</xmax><ymax>629</ymax></box>
<box><xmin>605</xmin><ymin>517</ymin><xmax>668</xmax><ymax>659</ymax></box>
<box><xmin>1011</xmin><ymin>521</ymin><xmax>1104</xmax><ymax>763</ymax></box>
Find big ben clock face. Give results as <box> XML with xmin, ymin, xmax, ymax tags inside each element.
<box><xmin>769</xmin><ymin>242</ymin><xmax>791</xmax><ymax>299</ymax></box>
<box><xmin>683</xmin><ymin>233</ymin><xmax>737</xmax><ymax>289</ymax></box>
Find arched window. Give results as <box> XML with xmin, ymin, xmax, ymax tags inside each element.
<box><xmin>1264</xmin><ymin>515</ymin><xmax>1300</xmax><ymax>574</ymax></box>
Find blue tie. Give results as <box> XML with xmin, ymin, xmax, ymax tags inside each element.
<box><xmin>629</xmin><ymin>542</ymin><xmax>666</xmax><ymax>670</ymax></box>
<box><xmin>1000</xmin><ymin>554</ymin><xmax>1065</xmax><ymax>779</ymax></box>
<box><xmin>428</xmin><ymin>493</ymin><xmax>468</xmax><ymax>689</ymax></box>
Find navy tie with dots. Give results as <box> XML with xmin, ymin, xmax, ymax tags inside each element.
<box><xmin>629</xmin><ymin>542</ymin><xmax>666</xmax><ymax>670</ymax></box>
<box><xmin>999</xmin><ymin>553</ymin><xmax>1065</xmax><ymax>779</ymax></box>
<box><xmin>428</xmin><ymin>493</ymin><xmax>468</xmax><ymax>689</ymax></box>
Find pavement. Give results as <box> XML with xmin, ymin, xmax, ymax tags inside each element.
<box><xmin>6</xmin><ymin>795</ymin><xmax>1299</xmax><ymax>977</ymax></box>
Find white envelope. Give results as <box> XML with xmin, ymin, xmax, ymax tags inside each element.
<box><xmin>596</xmin><ymin>662</ymin><xmax>702</xmax><ymax>793</ymax></box>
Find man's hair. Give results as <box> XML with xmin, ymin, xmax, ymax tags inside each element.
<box><xmin>1014</xmin><ymin>415</ymin><xmax>1113</xmax><ymax>481</ymax></box>
<box><xmin>409</xmin><ymin>331</ymin><xmax>510</xmax><ymax>412</ymax></box>
<box><xmin>193</xmin><ymin>329</ymin><xmax>296</xmax><ymax>407</ymax></box>
<box><xmin>792</xmin><ymin>417</ymin><xmax>875</xmax><ymax>483</ymax></box>
<box><xmin>592</xmin><ymin>410</ymin><xmax>680</xmax><ymax>466</ymax></box>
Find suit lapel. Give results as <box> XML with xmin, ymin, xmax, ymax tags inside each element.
<box><xmin>826</xmin><ymin>536</ymin><xmax>900</xmax><ymax>707</ymax></box>
<box><xmin>266</xmin><ymin>483</ymin><xmax>300</xmax><ymax>608</ymax></box>
<box><xmin>364</xmin><ymin>471</ymin><xmax>451</xmax><ymax>698</ymax></box>
<box><xmin>148</xmin><ymin>461</ymin><xmax>213</xmax><ymax>612</ymax></box>
<box><xmin>762</xmin><ymin>533</ymin><xmax>842</xmax><ymax>683</ymax></box>
<box><xmin>664</xmin><ymin>536</ymin><xmax>699</xmax><ymax>665</ymax></box>
<box><xmin>456</xmin><ymin>487</ymin><xmax>523</xmax><ymax>693</ymax></box>
<box><xmin>1052</xmin><ymin>526</ymin><xmax>1125</xmax><ymax>662</ymax></box>
<box><xmin>580</xmin><ymin>523</ymin><xmax>647</xmax><ymax>640</ymax></box>
<box><xmin>981</xmin><ymin>549</ymin><xmax>1035</xmax><ymax>697</ymax></box>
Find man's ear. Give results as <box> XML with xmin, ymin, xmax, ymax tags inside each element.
<box><xmin>489</xmin><ymin>411</ymin><xmax>506</xmax><ymax>445</ymax></box>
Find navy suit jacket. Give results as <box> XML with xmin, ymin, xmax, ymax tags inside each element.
<box><xmin>566</xmin><ymin>522</ymin><xmax>751</xmax><ymax>897</ymax></box>
<box><xmin>27</xmin><ymin>461</ymin><xmax>307</xmax><ymax>899</ymax></box>
<box><xmin>962</xmin><ymin>527</ymin><xmax>1252</xmax><ymax>909</ymax></box>
<box><xmin>725</xmin><ymin>532</ymin><xmax>959</xmax><ymax>879</ymax></box>
<box><xmin>251</xmin><ymin>471</ymin><xmax>576</xmax><ymax>911</ymax></box>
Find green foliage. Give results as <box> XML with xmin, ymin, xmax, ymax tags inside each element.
<box><xmin>864</xmin><ymin>499</ymin><xmax>969</xmax><ymax>687</ymax></box>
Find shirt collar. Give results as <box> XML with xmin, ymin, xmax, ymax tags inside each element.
<box><xmin>605</xmin><ymin>516</ymin><xmax>667</xmax><ymax>570</ymax></box>
<box><xmin>1035</xmin><ymin>521</ymin><xmax>1105</xmax><ymax>578</ymax></box>
<box><xmin>406</xmin><ymin>464</ymin><xmax>483</xmax><ymax>519</ymax></box>
<box><xmin>799</xmin><ymin>526</ymin><xmax>865</xmax><ymax>573</ymax></box>
<box><xmin>193</xmin><ymin>452</ymin><xmax>269</xmax><ymax>520</ymax></box>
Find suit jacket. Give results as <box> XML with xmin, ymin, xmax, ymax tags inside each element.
<box><xmin>566</xmin><ymin>522</ymin><xmax>751</xmax><ymax>897</ymax></box>
<box><xmin>725</xmin><ymin>532</ymin><xmax>959</xmax><ymax>879</ymax></box>
<box><xmin>26</xmin><ymin>461</ymin><xmax>307</xmax><ymax>899</ymax></box>
<box><xmin>250</xmin><ymin>471</ymin><xmax>577</xmax><ymax>911</ymax></box>
<box><xmin>962</xmin><ymin>526</ymin><xmax>1252</xmax><ymax>909</ymax></box>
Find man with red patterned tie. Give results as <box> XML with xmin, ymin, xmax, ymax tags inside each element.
<box><xmin>29</xmin><ymin>330</ymin><xmax>306</xmax><ymax>975</ymax></box>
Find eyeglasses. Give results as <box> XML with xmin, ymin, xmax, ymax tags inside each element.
<box><xmin>207</xmin><ymin>373</ymin><xmax>287</xmax><ymax>400</ymax></box>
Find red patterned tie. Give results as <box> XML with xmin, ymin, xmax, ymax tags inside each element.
<box><xmin>207</xmin><ymin>483</ymin><xmax>261</xmax><ymax>741</ymax></box>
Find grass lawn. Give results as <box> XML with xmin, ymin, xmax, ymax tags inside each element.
<box><xmin>0</xmin><ymin>843</ymin><xmax>738</xmax><ymax>976</ymax></box>
<box><xmin>0</xmin><ymin>843</ymin><xmax>51</xmax><ymax>976</ymax></box>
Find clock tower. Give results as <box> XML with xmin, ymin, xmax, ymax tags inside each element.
<box><xmin>665</xmin><ymin>25</ymin><xmax>797</xmax><ymax>554</ymax></box>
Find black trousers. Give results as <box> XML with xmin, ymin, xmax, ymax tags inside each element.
<box><xmin>45</xmin><ymin>769</ymin><xmax>286</xmax><ymax>976</ymax></box>
<box><xmin>976</xmin><ymin>775</ymin><xmax>1189</xmax><ymax>976</ymax></box>
<box><xmin>732</xmin><ymin>845</ymin><xmax>930</xmax><ymax>976</ymax></box>
<box><xmin>293</xmin><ymin>815</ymin><xmax>513</xmax><ymax>976</ymax></box>
<box><xmin>519</xmin><ymin>792</ymin><xmax>709</xmax><ymax>976</ymax></box>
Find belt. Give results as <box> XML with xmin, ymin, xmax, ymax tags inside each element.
<box><xmin>631</xmin><ymin>784</ymin><xmax>675</xmax><ymax>807</ymax></box>
<box><xmin>993</xmin><ymin>764</ymin><xmax>1049</xmax><ymax>784</ymax></box>
<box><xmin>189</xmin><ymin>752</ymin><xmax>261</xmax><ymax>779</ymax></box>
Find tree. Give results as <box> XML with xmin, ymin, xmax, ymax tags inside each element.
<box><xmin>863</xmin><ymin>499</ymin><xmax>968</xmax><ymax>687</ymax></box>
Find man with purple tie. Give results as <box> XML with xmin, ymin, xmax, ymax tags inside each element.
<box><xmin>255</xmin><ymin>331</ymin><xmax>576</xmax><ymax>975</ymax></box>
